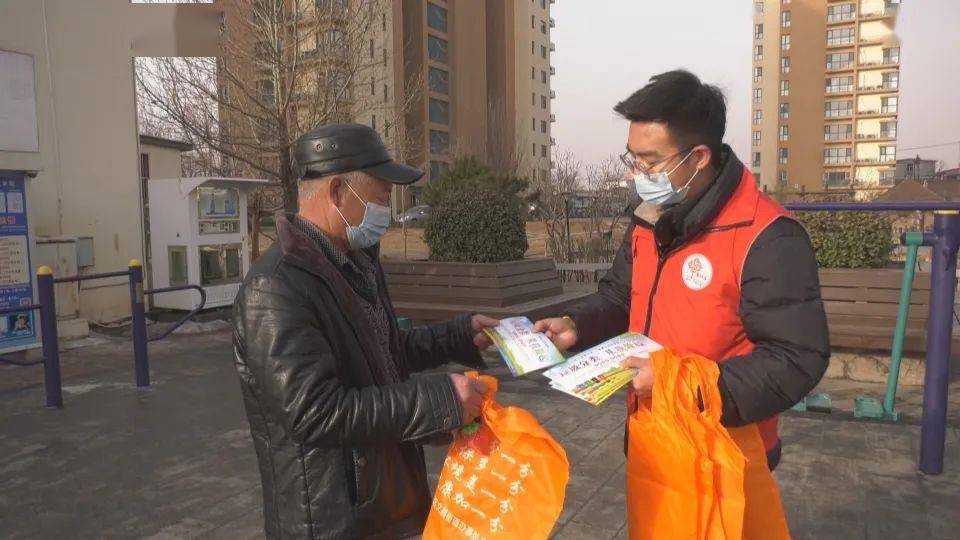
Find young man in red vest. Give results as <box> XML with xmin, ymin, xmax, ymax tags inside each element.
<box><xmin>534</xmin><ymin>70</ymin><xmax>830</xmax><ymax>472</ymax></box>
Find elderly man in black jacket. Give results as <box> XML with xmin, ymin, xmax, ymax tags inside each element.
<box><xmin>233</xmin><ymin>124</ymin><xmax>496</xmax><ymax>539</ymax></box>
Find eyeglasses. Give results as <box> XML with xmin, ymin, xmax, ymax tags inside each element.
<box><xmin>619</xmin><ymin>147</ymin><xmax>695</xmax><ymax>174</ymax></box>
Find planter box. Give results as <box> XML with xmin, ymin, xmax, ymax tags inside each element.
<box><xmin>383</xmin><ymin>257</ymin><xmax>589</xmax><ymax>322</ymax></box>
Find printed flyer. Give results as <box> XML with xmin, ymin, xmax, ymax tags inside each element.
<box><xmin>483</xmin><ymin>317</ymin><xmax>565</xmax><ymax>376</ymax></box>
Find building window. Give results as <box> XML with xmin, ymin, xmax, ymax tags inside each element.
<box><xmin>369</xmin><ymin>39</ymin><xmax>374</xmax><ymax>59</ymax></box>
<box><xmin>383</xmin><ymin>48</ymin><xmax>387</xmax><ymax>66</ymax></box>
<box><xmin>780</xmin><ymin>103</ymin><xmax>789</xmax><ymax>119</ymax></box>
<box><xmin>753</xmin><ymin>152</ymin><xmax>761</xmax><ymax>166</ymax></box>
<box><xmin>541</xmin><ymin>95</ymin><xmax>547</xmax><ymax>109</ymax></box>
<box><xmin>754</xmin><ymin>45</ymin><xmax>763</xmax><ymax>61</ymax></box>
<box><xmin>824</xmin><ymin>170</ymin><xmax>851</xmax><ymax>187</ymax></box>
<box><xmin>883</xmin><ymin>47</ymin><xmax>901</xmax><ymax>64</ymax></box>
<box><xmin>383</xmin><ymin>84</ymin><xmax>389</xmax><ymax>102</ymax></box>
<box><xmin>781</xmin><ymin>11</ymin><xmax>791</xmax><ymax>27</ymax></box>
<box><xmin>880</xmin><ymin>168</ymin><xmax>896</xmax><ymax>184</ymax></box>
<box><xmin>429</xmin><ymin>98</ymin><xmax>449</xmax><ymax>125</ymax></box>
<box><xmin>541</xmin><ymin>20</ymin><xmax>547</xmax><ymax>34</ymax></box>
<box><xmin>779</xmin><ymin>125</ymin><xmax>789</xmax><ymax>141</ymax></box>
<box><xmin>532</xmin><ymin>92</ymin><xmax>536</xmax><ymax>105</ymax></box>
<box><xmin>541</xmin><ymin>45</ymin><xmax>547</xmax><ymax>58</ymax></box>
<box><xmin>826</xmin><ymin>76</ymin><xmax>854</xmax><ymax>93</ymax></box>
<box><xmin>883</xmin><ymin>71</ymin><xmax>899</xmax><ymax>89</ymax></box>
<box><xmin>168</xmin><ymin>246</ymin><xmax>187</xmax><ymax>287</ymax></box>
<box><xmin>825</xmin><ymin>100</ymin><xmax>853</xmax><ymax>117</ymax></box>
<box><xmin>752</xmin><ymin>110</ymin><xmax>762</xmax><ymax>125</ymax></box>
<box><xmin>427</xmin><ymin>3</ymin><xmax>448</xmax><ymax>33</ymax></box>
<box><xmin>541</xmin><ymin>120</ymin><xmax>547</xmax><ymax>133</ymax></box>
<box><xmin>541</xmin><ymin>70</ymin><xmax>547</xmax><ymax>84</ymax></box>
<box><xmin>824</xmin><ymin>123</ymin><xmax>852</xmax><ymax>140</ymax></box>
<box><xmin>429</xmin><ymin>67</ymin><xmax>449</xmax><ymax>94</ymax></box>
<box><xmin>531</xmin><ymin>14</ymin><xmax>535</xmax><ymax>28</ymax></box>
<box><xmin>541</xmin><ymin>145</ymin><xmax>548</xmax><ymax>158</ymax></box>
<box><xmin>827</xmin><ymin>28</ymin><xmax>855</xmax><ymax>47</ymax></box>
<box><xmin>752</xmin><ymin>131</ymin><xmax>761</xmax><ymax>146</ymax></box>
<box><xmin>753</xmin><ymin>88</ymin><xmax>762</xmax><ymax>104</ymax></box>
<box><xmin>199</xmin><ymin>244</ymin><xmax>243</xmax><ymax>286</ymax></box>
<box><xmin>753</xmin><ymin>66</ymin><xmax>762</xmax><ymax>83</ymax></box>
<box><xmin>882</xmin><ymin>96</ymin><xmax>898</xmax><ymax>113</ymax></box>
<box><xmin>531</xmin><ymin>66</ymin><xmax>535</xmax><ymax>80</ymax></box>
<box><xmin>755</xmin><ymin>23</ymin><xmax>763</xmax><ymax>40</ymax></box>
<box><xmin>880</xmin><ymin>146</ymin><xmax>896</xmax><ymax>162</ymax></box>
<box><xmin>429</xmin><ymin>130</ymin><xmax>449</xmax><ymax>153</ymax></box>
<box><xmin>781</xmin><ymin>34</ymin><xmax>791</xmax><ymax>50</ymax></box>
<box><xmin>427</xmin><ymin>35</ymin><xmax>448</xmax><ymax>64</ymax></box>
<box><xmin>827</xmin><ymin>3</ymin><xmax>856</xmax><ymax>23</ymax></box>
<box><xmin>531</xmin><ymin>40</ymin><xmax>535</xmax><ymax>54</ymax></box>
<box><xmin>781</xmin><ymin>57</ymin><xmax>791</xmax><ymax>73</ymax></box>
<box><xmin>370</xmin><ymin>77</ymin><xmax>375</xmax><ymax>96</ymax></box>
<box><xmin>827</xmin><ymin>52</ymin><xmax>855</xmax><ymax>70</ymax></box>
<box><xmin>780</xmin><ymin>80</ymin><xmax>790</xmax><ymax>96</ymax></box>
<box><xmin>881</xmin><ymin>121</ymin><xmax>897</xmax><ymax>138</ymax></box>
<box><xmin>824</xmin><ymin>147</ymin><xmax>852</xmax><ymax>164</ymax></box>
<box><xmin>779</xmin><ymin>148</ymin><xmax>788</xmax><ymax>164</ymax></box>
<box><xmin>755</xmin><ymin>1</ymin><xmax>764</xmax><ymax>13</ymax></box>
<box><xmin>532</xmin><ymin>117</ymin><xmax>536</xmax><ymax>131</ymax></box>
<box><xmin>778</xmin><ymin>170</ymin><xmax>788</xmax><ymax>186</ymax></box>
<box><xmin>382</xmin><ymin>13</ymin><xmax>387</xmax><ymax>31</ymax></box>
<box><xmin>532</xmin><ymin>143</ymin><xmax>537</xmax><ymax>157</ymax></box>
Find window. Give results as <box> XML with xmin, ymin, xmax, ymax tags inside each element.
<box><xmin>883</xmin><ymin>47</ymin><xmax>900</xmax><ymax>64</ymax></box>
<box><xmin>780</xmin><ymin>103</ymin><xmax>789</xmax><ymax>119</ymax></box>
<box><xmin>752</xmin><ymin>131</ymin><xmax>761</xmax><ymax>146</ymax></box>
<box><xmin>541</xmin><ymin>20</ymin><xmax>547</xmax><ymax>34</ymax></box>
<box><xmin>752</xmin><ymin>109</ymin><xmax>762</xmax><ymax>125</ymax></box>
<box><xmin>324</xmin><ymin>29</ymin><xmax>346</xmax><ymax>50</ymax></box>
<box><xmin>779</xmin><ymin>125</ymin><xmax>789</xmax><ymax>141</ymax></box>
<box><xmin>880</xmin><ymin>146</ymin><xmax>896</xmax><ymax>162</ymax></box>
<box><xmin>369</xmin><ymin>39</ymin><xmax>374</xmax><ymax>58</ymax></box>
<box><xmin>753</xmin><ymin>88</ymin><xmax>762</xmax><ymax>104</ymax></box>
<box><xmin>779</xmin><ymin>148</ymin><xmax>788</xmax><ymax>164</ymax></box>
<box><xmin>781</xmin><ymin>57</ymin><xmax>791</xmax><ymax>73</ymax></box>
<box><xmin>383</xmin><ymin>48</ymin><xmax>387</xmax><ymax>66</ymax></box>
<box><xmin>430</xmin><ymin>160</ymin><xmax>450</xmax><ymax>181</ymax></box>
<box><xmin>427</xmin><ymin>35</ymin><xmax>448</xmax><ymax>64</ymax></box>
<box><xmin>827</xmin><ymin>28</ymin><xmax>855</xmax><ymax>46</ymax></box>
<box><xmin>824</xmin><ymin>170</ymin><xmax>851</xmax><ymax>187</ymax></box>
<box><xmin>531</xmin><ymin>41</ymin><xmax>535</xmax><ymax>54</ymax></box>
<box><xmin>824</xmin><ymin>123</ymin><xmax>852</xmax><ymax>140</ymax></box>
<box><xmin>883</xmin><ymin>71</ymin><xmax>899</xmax><ymax>89</ymax></box>
<box><xmin>882</xmin><ymin>96</ymin><xmax>898</xmax><ymax>113</ymax></box>
<box><xmin>782</xmin><ymin>0</ymin><xmax>790</xmax><ymax>4</ymax></box>
<box><xmin>168</xmin><ymin>246</ymin><xmax>188</xmax><ymax>287</ymax></box>
<box><xmin>429</xmin><ymin>67</ymin><xmax>449</xmax><ymax>94</ymax></box>
<box><xmin>370</xmin><ymin>76</ymin><xmax>375</xmax><ymax>96</ymax></box>
<box><xmin>427</xmin><ymin>3</ymin><xmax>448</xmax><ymax>32</ymax></box>
<box><xmin>531</xmin><ymin>15</ymin><xmax>535</xmax><ymax>28</ymax></box>
<box><xmin>541</xmin><ymin>145</ymin><xmax>548</xmax><ymax>158</ymax></box>
<box><xmin>532</xmin><ymin>143</ymin><xmax>536</xmax><ymax>157</ymax></box>
<box><xmin>826</xmin><ymin>100</ymin><xmax>852</xmax><ymax>117</ymax></box>
<box><xmin>781</xmin><ymin>35</ymin><xmax>791</xmax><ymax>50</ymax></box>
<box><xmin>541</xmin><ymin>45</ymin><xmax>547</xmax><ymax>58</ymax></box>
<box><xmin>532</xmin><ymin>92</ymin><xmax>536</xmax><ymax>105</ymax></box>
<box><xmin>753</xmin><ymin>66</ymin><xmax>763</xmax><ymax>83</ymax></box>
<box><xmin>827</xmin><ymin>3</ymin><xmax>856</xmax><ymax>22</ymax></box>
<box><xmin>881</xmin><ymin>120</ymin><xmax>897</xmax><ymax>138</ymax></box>
<box><xmin>541</xmin><ymin>120</ymin><xmax>547</xmax><ymax>133</ymax></box>
<box><xmin>199</xmin><ymin>244</ymin><xmax>243</xmax><ymax>286</ymax></box>
<box><xmin>256</xmin><ymin>79</ymin><xmax>275</xmax><ymax>104</ymax></box>
<box><xmin>753</xmin><ymin>152</ymin><xmax>761</xmax><ymax>166</ymax></box>
<box><xmin>754</xmin><ymin>45</ymin><xmax>763</xmax><ymax>61</ymax></box>
<box><xmin>429</xmin><ymin>98</ymin><xmax>449</xmax><ymax>124</ymax></box>
<box><xmin>371</xmin><ymin>115</ymin><xmax>376</xmax><ymax>131</ymax></box>
<box><xmin>541</xmin><ymin>95</ymin><xmax>548</xmax><ymax>109</ymax></box>
<box><xmin>429</xmin><ymin>130</ymin><xmax>449</xmax><ymax>153</ymax></box>
<box><xmin>880</xmin><ymin>168</ymin><xmax>896</xmax><ymax>184</ymax></box>
<box><xmin>824</xmin><ymin>147</ymin><xmax>852</xmax><ymax>164</ymax></box>
<box><xmin>827</xmin><ymin>52</ymin><xmax>855</xmax><ymax>70</ymax></box>
<box><xmin>541</xmin><ymin>70</ymin><xmax>547</xmax><ymax>84</ymax></box>
<box><xmin>541</xmin><ymin>0</ymin><xmax>546</xmax><ymax>8</ymax></box>
<box><xmin>826</xmin><ymin>76</ymin><xmax>853</xmax><ymax>93</ymax></box>
<box><xmin>532</xmin><ymin>117</ymin><xmax>536</xmax><ymax>131</ymax></box>
<box><xmin>778</xmin><ymin>170</ymin><xmax>788</xmax><ymax>185</ymax></box>
<box><xmin>383</xmin><ymin>84</ymin><xmax>388</xmax><ymax>102</ymax></box>
<box><xmin>755</xmin><ymin>1</ymin><xmax>764</xmax><ymax>13</ymax></box>
<box><xmin>382</xmin><ymin>13</ymin><xmax>386</xmax><ymax>31</ymax></box>
<box><xmin>781</xmin><ymin>11</ymin><xmax>791</xmax><ymax>27</ymax></box>
<box><xmin>780</xmin><ymin>80</ymin><xmax>790</xmax><ymax>96</ymax></box>
<box><xmin>755</xmin><ymin>23</ymin><xmax>763</xmax><ymax>40</ymax></box>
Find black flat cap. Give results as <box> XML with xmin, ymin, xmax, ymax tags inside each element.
<box><xmin>292</xmin><ymin>123</ymin><xmax>423</xmax><ymax>185</ymax></box>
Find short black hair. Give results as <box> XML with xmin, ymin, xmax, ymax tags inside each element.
<box><xmin>614</xmin><ymin>70</ymin><xmax>726</xmax><ymax>166</ymax></box>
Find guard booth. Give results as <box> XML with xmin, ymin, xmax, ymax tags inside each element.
<box><xmin>147</xmin><ymin>177</ymin><xmax>268</xmax><ymax>310</ymax></box>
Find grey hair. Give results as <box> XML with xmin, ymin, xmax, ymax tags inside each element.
<box><xmin>298</xmin><ymin>171</ymin><xmax>369</xmax><ymax>202</ymax></box>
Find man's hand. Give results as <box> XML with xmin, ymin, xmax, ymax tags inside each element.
<box><xmin>449</xmin><ymin>374</ymin><xmax>488</xmax><ymax>424</ymax></box>
<box><xmin>531</xmin><ymin>317</ymin><xmax>578</xmax><ymax>352</ymax></box>
<box><xmin>621</xmin><ymin>356</ymin><xmax>654</xmax><ymax>400</ymax></box>
<box><xmin>471</xmin><ymin>314</ymin><xmax>500</xmax><ymax>350</ymax></box>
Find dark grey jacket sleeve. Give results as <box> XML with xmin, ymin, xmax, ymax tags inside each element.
<box><xmin>563</xmin><ymin>223</ymin><xmax>635</xmax><ymax>348</ymax></box>
<box><xmin>237</xmin><ymin>275</ymin><xmax>463</xmax><ymax>447</ymax></box>
<box><xmin>401</xmin><ymin>314</ymin><xmax>485</xmax><ymax>372</ymax></box>
<box><xmin>718</xmin><ymin>218</ymin><xmax>831</xmax><ymax>426</ymax></box>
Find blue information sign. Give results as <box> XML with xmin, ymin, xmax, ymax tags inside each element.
<box><xmin>0</xmin><ymin>171</ymin><xmax>36</xmax><ymax>351</ymax></box>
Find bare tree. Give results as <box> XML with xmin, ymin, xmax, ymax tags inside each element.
<box><xmin>529</xmin><ymin>150</ymin><xmax>582</xmax><ymax>263</ymax></box>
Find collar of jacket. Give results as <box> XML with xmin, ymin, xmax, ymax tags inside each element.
<box><xmin>634</xmin><ymin>145</ymin><xmax>746</xmax><ymax>253</ymax></box>
<box><xmin>275</xmin><ymin>212</ymin><xmax>380</xmax><ymax>280</ymax></box>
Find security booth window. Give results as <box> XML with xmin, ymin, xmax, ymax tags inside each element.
<box><xmin>168</xmin><ymin>246</ymin><xmax>188</xmax><ymax>287</ymax></box>
<box><xmin>200</xmin><ymin>244</ymin><xmax>243</xmax><ymax>286</ymax></box>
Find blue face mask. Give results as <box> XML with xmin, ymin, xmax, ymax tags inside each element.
<box><xmin>633</xmin><ymin>149</ymin><xmax>700</xmax><ymax>207</ymax></box>
<box><xmin>335</xmin><ymin>182</ymin><xmax>391</xmax><ymax>250</ymax></box>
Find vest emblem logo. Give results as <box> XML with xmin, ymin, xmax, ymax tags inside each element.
<box><xmin>681</xmin><ymin>254</ymin><xmax>713</xmax><ymax>291</ymax></box>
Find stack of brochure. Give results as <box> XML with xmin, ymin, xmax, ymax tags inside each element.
<box><xmin>483</xmin><ymin>317</ymin><xmax>566</xmax><ymax>376</ymax></box>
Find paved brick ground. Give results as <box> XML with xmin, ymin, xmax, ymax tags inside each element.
<box><xmin>1</xmin><ymin>330</ymin><xmax>958</xmax><ymax>539</ymax></box>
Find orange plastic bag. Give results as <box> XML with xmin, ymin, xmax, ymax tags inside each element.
<box><xmin>625</xmin><ymin>349</ymin><xmax>790</xmax><ymax>539</ymax></box>
<box><xmin>423</xmin><ymin>372</ymin><xmax>569</xmax><ymax>540</ymax></box>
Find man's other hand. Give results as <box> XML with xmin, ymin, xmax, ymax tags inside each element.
<box><xmin>471</xmin><ymin>314</ymin><xmax>500</xmax><ymax>350</ymax></box>
<box><xmin>531</xmin><ymin>317</ymin><xmax>578</xmax><ymax>352</ymax></box>
<box><xmin>449</xmin><ymin>374</ymin><xmax>488</xmax><ymax>424</ymax></box>
<box><xmin>621</xmin><ymin>356</ymin><xmax>654</xmax><ymax>400</ymax></box>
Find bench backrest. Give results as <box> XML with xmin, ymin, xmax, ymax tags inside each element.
<box><xmin>819</xmin><ymin>269</ymin><xmax>931</xmax><ymax>331</ymax></box>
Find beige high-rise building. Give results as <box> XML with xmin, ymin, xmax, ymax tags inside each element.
<box><xmin>751</xmin><ymin>0</ymin><xmax>901</xmax><ymax>194</ymax></box>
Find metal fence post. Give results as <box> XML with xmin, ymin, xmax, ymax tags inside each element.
<box><xmin>37</xmin><ymin>266</ymin><xmax>62</xmax><ymax>408</ymax></box>
<box><xmin>128</xmin><ymin>259</ymin><xmax>150</xmax><ymax>387</ymax></box>
<box><xmin>919</xmin><ymin>211</ymin><xmax>960</xmax><ymax>474</ymax></box>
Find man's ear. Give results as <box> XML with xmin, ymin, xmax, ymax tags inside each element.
<box><xmin>694</xmin><ymin>146</ymin><xmax>712</xmax><ymax>171</ymax></box>
<box><xmin>327</xmin><ymin>175</ymin><xmax>343</xmax><ymax>206</ymax></box>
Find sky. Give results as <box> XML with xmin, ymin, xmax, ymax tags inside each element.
<box><xmin>551</xmin><ymin>0</ymin><xmax>960</xmax><ymax>172</ymax></box>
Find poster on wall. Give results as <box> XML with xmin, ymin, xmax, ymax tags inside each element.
<box><xmin>0</xmin><ymin>171</ymin><xmax>36</xmax><ymax>351</ymax></box>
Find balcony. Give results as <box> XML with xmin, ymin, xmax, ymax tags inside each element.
<box><xmin>826</xmin><ymin>14</ymin><xmax>857</xmax><ymax>24</ymax></box>
<box><xmin>824</xmin><ymin>175</ymin><xmax>852</xmax><ymax>188</ymax></box>
<box><xmin>550</xmin><ymin>113</ymin><xmax>556</xmax><ymax>122</ymax></box>
<box><xmin>550</xmin><ymin>90</ymin><xmax>556</xmax><ymax>99</ymax></box>
<box><xmin>549</xmin><ymin>17</ymin><xmax>556</xmax><ymax>28</ymax></box>
<box><xmin>827</xmin><ymin>39</ymin><xmax>855</xmax><ymax>48</ymax></box>
<box><xmin>826</xmin><ymin>134</ymin><xmax>853</xmax><ymax>142</ymax></box>
<box><xmin>550</xmin><ymin>137</ymin><xmax>556</xmax><ymax>146</ymax></box>
<box><xmin>861</xmin><ymin>4</ymin><xmax>899</xmax><ymax>20</ymax></box>
<box><xmin>550</xmin><ymin>65</ymin><xmax>556</xmax><ymax>76</ymax></box>
<box><xmin>549</xmin><ymin>42</ymin><xmax>556</xmax><ymax>52</ymax></box>
<box><xmin>825</xmin><ymin>159</ymin><xmax>853</xmax><ymax>166</ymax></box>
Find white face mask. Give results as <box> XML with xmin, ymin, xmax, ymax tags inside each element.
<box><xmin>632</xmin><ymin>149</ymin><xmax>700</xmax><ymax>207</ymax></box>
<box><xmin>334</xmin><ymin>182</ymin><xmax>391</xmax><ymax>250</ymax></box>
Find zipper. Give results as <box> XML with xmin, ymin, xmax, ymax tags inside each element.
<box><xmin>643</xmin><ymin>254</ymin><xmax>668</xmax><ymax>335</ymax></box>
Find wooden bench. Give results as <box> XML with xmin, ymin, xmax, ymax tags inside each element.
<box><xmin>819</xmin><ymin>268</ymin><xmax>960</xmax><ymax>353</ymax></box>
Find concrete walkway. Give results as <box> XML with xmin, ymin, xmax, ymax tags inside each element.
<box><xmin>1</xmin><ymin>330</ymin><xmax>958</xmax><ymax>539</ymax></box>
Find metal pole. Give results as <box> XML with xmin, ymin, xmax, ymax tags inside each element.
<box><xmin>37</xmin><ymin>266</ymin><xmax>62</xmax><ymax>408</ymax></box>
<box><xmin>883</xmin><ymin>235</ymin><xmax>921</xmax><ymax>418</ymax></box>
<box><xmin>128</xmin><ymin>259</ymin><xmax>150</xmax><ymax>387</ymax></box>
<box><xmin>919</xmin><ymin>211</ymin><xmax>960</xmax><ymax>474</ymax></box>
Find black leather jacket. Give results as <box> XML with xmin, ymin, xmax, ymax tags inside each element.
<box><xmin>233</xmin><ymin>215</ymin><xmax>483</xmax><ymax>539</ymax></box>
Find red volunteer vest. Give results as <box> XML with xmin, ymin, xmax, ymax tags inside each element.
<box><xmin>628</xmin><ymin>168</ymin><xmax>793</xmax><ymax>452</ymax></box>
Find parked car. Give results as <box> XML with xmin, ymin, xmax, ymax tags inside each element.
<box><xmin>396</xmin><ymin>205</ymin><xmax>430</xmax><ymax>225</ymax></box>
